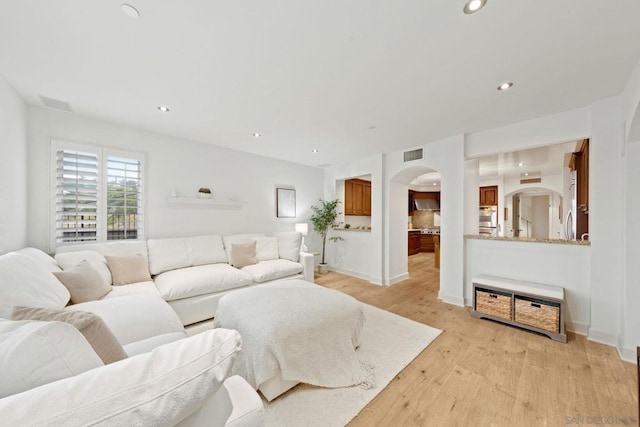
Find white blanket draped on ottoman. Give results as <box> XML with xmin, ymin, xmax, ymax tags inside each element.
<box><xmin>213</xmin><ymin>280</ymin><xmax>373</xmax><ymax>396</ymax></box>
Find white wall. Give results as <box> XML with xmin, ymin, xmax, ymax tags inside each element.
<box><xmin>0</xmin><ymin>75</ymin><xmax>27</xmax><ymax>253</ymax></box>
<box><xmin>588</xmin><ymin>97</ymin><xmax>624</xmax><ymax>347</ymax></box>
<box><xmin>26</xmin><ymin>107</ymin><xmax>324</xmax><ymax>253</ymax></box>
<box><xmin>385</xmin><ymin>135</ymin><xmax>466</xmax><ymax>305</ymax></box>
<box><xmin>465</xmin><ymin>239</ymin><xmax>591</xmax><ymax>334</ymax></box>
<box><xmin>323</xmin><ymin>155</ymin><xmax>384</xmax><ymax>284</ymax></box>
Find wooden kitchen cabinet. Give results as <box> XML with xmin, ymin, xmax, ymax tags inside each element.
<box><xmin>363</xmin><ymin>183</ymin><xmax>371</xmax><ymax>216</ymax></box>
<box><xmin>408</xmin><ymin>190</ymin><xmax>415</xmax><ymax>215</ymax></box>
<box><xmin>408</xmin><ymin>231</ymin><xmax>420</xmax><ymax>255</ymax></box>
<box><xmin>420</xmin><ymin>234</ymin><xmax>435</xmax><ymax>253</ymax></box>
<box><xmin>344</xmin><ymin>179</ymin><xmax>371</xmax><ymax>216</ymax></box>
<box><xmin>570</xmin><ymin>139</ymin><xmax>589</xmax><ymax>239</ymax></box>
<box><xmin>479</xmin><ymin>186</ymin><xmax>498</xmax><ymax>206</ymax></box>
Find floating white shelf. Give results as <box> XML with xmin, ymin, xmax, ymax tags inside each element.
<box><xmin>165</xmin><ymin>197</ymin><xmax>243</xmax><ymax>207</ymax></box>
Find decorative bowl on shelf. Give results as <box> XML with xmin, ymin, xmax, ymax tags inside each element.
<box><xmin>198</xmin><ymin>188</ymin><xmax>212</xmax><ymax>199</ymax></box>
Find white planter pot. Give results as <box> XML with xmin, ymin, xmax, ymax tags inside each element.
<box><xmin>318</xmin><ymin>263</ymin><xmax>329</xmax><ymax>274</ymax></box>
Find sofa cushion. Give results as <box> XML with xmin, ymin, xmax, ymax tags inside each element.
<box><xmin>154</xmin><ymin>264</ymin><xmax>254</xmax><ymax>301</ymax></box>
<box><xmin>147</xmin><ymin>235</ymin><xmax>228</xmax><ymax>275</ymax></box>
<box><xmin>101</xmin><ymin>281</ymin><xmax>159</xmax><ymax>299</ymax></box>
<box><xmin>53</xmin><ymin>260</ymin><xmax>113</xmax><ymax>303</ymax></box>
<box><xmin>68</xmin><ymin>295</ymin><xmax>186</xmax><ymax>352</ymax></box>
<box><xmin>0</xmin><ymin>319</ymin><xmax>103</xmax><ymax>398</ymax></box>
<box><xmin>0</xmin><ymin>252</ymin><xmax>70</xmax><ymax>319</ymax></box>
<box><xmin>274</xmin><ymin>231</ymin><xmax>302</xmax><ymax>262</ymax></box>
<box><xmin>15</xmin><ymin>248</ymin><xmax>62</xmax><ymax>273</ymax></box>
<box><xmin>55</xmin><ymin>240</ymin><xmax>149</xmax><ymax>260</ymax></box>
<box><xmin>231</xmin><ymin>241</ymin><xmax>258</xmax><ymax>268</ymax></box>
<box><xmin>12</xmin><ymin>306</ymin><xmax>127</xmax><ymax>365</ymax></box>
<box><xmin>105</xmin><ymin>254</ymin><xmax>152</xmax><ymax>285</ymax></box>
<box><xmin>223</xmin><ymin>233</ymin><xmax>265</xmax><ymax>263</ymax></box>
<box><xmin>187</xmin><ymin>235</ymin><xmax>228</xmax><ymax>266</ymax></box>
<box><xmin>0</xmin><ymin>328</ymin><xmax>242</xmax><ymax>426</ymax></box>
<box><xmin>253</xmin><ymin>236</ymin><xmax>280</xmax><ymax>261</ymax></box>
<box><xmin>240</xmin><ymin>259</ymin><xmax>304</xmax><ymax>283</ymax></box>
<box><xmin>55</xmin><ymin>250</ymin><xmax>112</xmax><ymax>287</ymax></box>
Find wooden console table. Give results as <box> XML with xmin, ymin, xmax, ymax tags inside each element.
<box><xmin>471</xmin><ymin>274</ymin><xmax>567</xmax><ymax>343</ymax></box>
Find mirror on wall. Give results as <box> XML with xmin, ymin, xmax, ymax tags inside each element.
<box><xmin>476</xmin><ymin>139</ymin><xmax>589</xmax><ymax>241</ymax></box>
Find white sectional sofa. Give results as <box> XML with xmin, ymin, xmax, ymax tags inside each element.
<box><xmin>55</xmin><ymin>232</ymin><xmax>313</xmax><ymax>325</ymax></box>
<box><xmin>0</xmin><ymin>247</ymin><xmax>265</xmax><ymax>426</ymax></box>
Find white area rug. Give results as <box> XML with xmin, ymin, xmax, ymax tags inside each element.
<box><xmin>262</xmin><ymin>303</ymin><xmax>441</xmax><ymax>427</ymax></box>
<box><xmin>186</xmin><ymin>303</ymin><xmax>441</xmax><ymax>427</ymax></box>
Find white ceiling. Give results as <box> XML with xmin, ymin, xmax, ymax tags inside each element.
<box><xmin>1</xmin><ymin>1</ymin><xmax>639</xmax><ymax>168</ymax></box>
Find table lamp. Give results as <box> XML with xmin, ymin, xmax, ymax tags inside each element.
<box><xmin>295</xmin><ymin>223</ymin><xmax>309</xmax><ymax>252</ymax></box>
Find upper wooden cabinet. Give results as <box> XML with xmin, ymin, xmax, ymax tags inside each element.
<box><xmin>479</xmin><ymin>186</ymin><xmax>498</xmax><ymax>206</ymax></box>
<box><xmin>570</xmin><ymin>139</ymin><xmax>589</xmax><ymax>238</ymax></box>
<box><xmin>345</xmin><ymin>179</ymin><xmax>371</xmax><ymax>216</ymax></box>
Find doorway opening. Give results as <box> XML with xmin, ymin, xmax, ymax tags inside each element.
<box><xmin>389</xmin><ymin>165</ymin><xmax>442</xmax><ymax>293</ymax></box>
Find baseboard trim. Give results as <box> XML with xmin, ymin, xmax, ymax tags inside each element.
<box><xmin>566</xmin><ymin>321</ymin><xmax>589</xmax><ymax>336</ymax></box>
<box><xmin>438</xmin><ymin>292</ymin><xmax>464</xmax><ymax>307</ymax></box>
<box><xmin>328</xmin><ymin>266</ymin><xmax>376</xmax><ymax>284</ymax></box>
<box><xmin>587</xmin><ymin>328</ymin><xmax>618</xmax><ymax>347</ymax></box>
<box><xmin>388</xmin><ymin>273</ymin><xmax>409</xmax><ymax>286</ymax></box>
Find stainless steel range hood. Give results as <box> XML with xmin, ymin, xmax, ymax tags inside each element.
<box><xmin>414</xmin><ymin>199</ymin><xmax>440</xmax><ymax>210</ymax></box>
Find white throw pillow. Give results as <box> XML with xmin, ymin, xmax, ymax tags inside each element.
<box><xmin>274</xmin><ymin>232</ymin><xmax>302</xmax><ymax>262</ymax></box>
<box><xmin>252</xmin><ymin>236</ymin><xmax>280</xmax><ymax>261</ymax></box>
<box><xmin>55</xmin><ymin>250</ymin><xmax>113</xmax><ymax>287</ymax></box>
<box><xmin>0</xmin><ymin>328</ymin><xmax>242</xmax><ymax>425</ymax></box>
<box><xmin>16</xmin><ymin>248</ymin><xmax>62</xmax><ymax>273</ymax></box>
<box><xmin>0</xmin><ymin>319</ymin><xmax>103</xmax><ymax>398</ymax></box>
<box><xmin>0</xmin><ymin>252</ymin><xmax>71</xmax><ymax>319</ymax></box>
<box><xmin>223</xmin><ymin>233</ymin><xmax>265</xmax><ymax>263</ymax></box>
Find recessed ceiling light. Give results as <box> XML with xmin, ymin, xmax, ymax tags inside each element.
<box><xmin>157</xmin><ymin>105</ymin><xmax>170</xmax><ymax>113</ymax></box>
<box><xmin>524</xmin><ymin>172</ymin><xmax>529</xmax><ymax>176</ymax></box>
<box><xmin>463</xmin><ymin>0</ymin><xmax>487</xmax><ymax>14</ymax></box>
<box><xmin>433</xmin><ymin>182</ymin><xmax>438</xmax><ymax>186</ymax></box>
<box><xmin>253</xmin><ymin>132</ymin><xmax>261</xmax><ymax>138</ymax></box>
<box><xmin>312</xmin><ymin>149</ymin><xmax>319</xmax><ymax>153</ymax></box>
<box><xmin>497</xmin><ymin>82</ymin><xmax>514</xmax><ymax>91</ymax></box>
<box><xmin>121</xmin><ymin>3</ymin><xmax>140</xmax><ymax>18</ymax></box>
<box><xmin>518</xmin><ymin>162</ymin><xmax>524</xmax><ymax>167</ymax></box>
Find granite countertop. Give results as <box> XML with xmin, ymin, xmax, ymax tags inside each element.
<box><xmin>333</xmin><ymin>227</ymin><xmax>371</xmax><ymax>232</ymax></box>
<box><xmin>464</xmin><ymin>234</ymin><xmax>590</xmax><ymax>246</ymax></box>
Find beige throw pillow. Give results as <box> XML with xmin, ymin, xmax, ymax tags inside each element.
<box><xmin>104</xmin><ymin>254</ymin><xmax>152</xmax><ymax>285</ymax></box>
<box><xmin>12</xmin><ymin>306</ymin><xmax>128</xmax><ymax>365</ymax></box>
<box><xmin>53</xmin><ymin>260</ymin><xmax>112</xmax><ymax>304</ymax></box>
<box><xmin>231</xmin><ymin>241</ymin><xmax>258</xmax><ymax>268</ymax></box>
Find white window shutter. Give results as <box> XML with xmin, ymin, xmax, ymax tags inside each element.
<box><xmin>54</xmin><ymin>149</ymin><xmax>99</xmax><ymax>243</ymax></box>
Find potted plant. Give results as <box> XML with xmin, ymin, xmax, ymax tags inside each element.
<box><xmin>309</xmin><ymin>199</ymin><xmax>344</xmax><ymax>274</ymax></box>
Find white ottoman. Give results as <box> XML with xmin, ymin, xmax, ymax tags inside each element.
<box><xmin>213</xmin><ymin>279</ymin><xmax>370</xmax><ymax>401</ymax></box>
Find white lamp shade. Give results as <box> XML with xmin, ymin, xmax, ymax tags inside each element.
<box><xmin>295</xmin><ymin>223</ymin><xmax>309</xmax><ymax>236</ymax></box>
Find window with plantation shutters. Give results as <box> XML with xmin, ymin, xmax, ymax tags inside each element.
<box><xmin>54</xmin><ymin>149</ymin><xmax>99</xmax><ymax>243</ymax></box>
<box><xmin>51</xmin><ymin>140</ymin><xmax>145</xmax><ymax>247</ymax></box>
<box><xmin>106</xmin><ymin>156</ymin><xmax>143</xmax><ymax>240</ymax></box>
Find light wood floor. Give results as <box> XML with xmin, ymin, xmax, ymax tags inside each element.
<box><xmin>315</xmin><ymin>253</ymin><xmax>638</xmax><ymax>427</ymax></box>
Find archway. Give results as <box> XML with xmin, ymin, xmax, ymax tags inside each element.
<box><xmin>388</xmin><ymin>165</ymin><xmax>443</xmax><ymax>294</ymax></box>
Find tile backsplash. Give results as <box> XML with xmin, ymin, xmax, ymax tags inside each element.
<box><xmin>412</xmin><ymin>210</ymin><xmax>440</xmax><ymax>229</ymax></box>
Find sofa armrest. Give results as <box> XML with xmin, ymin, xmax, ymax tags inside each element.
<box><xmin>176</xmin><ymin>375</ymin><xmax>264</xmax><ymax>427</ymax></box>
<box><xmin>299</xmin><ymin>251</ymin><xmax>314</xmax><ymax>283</ymax></box>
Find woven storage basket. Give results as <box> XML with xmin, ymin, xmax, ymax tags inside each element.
<box><xmin>475</xmin><ymin>288</ymin><xmax>512</xmax><ymax>321</ymax></box>
<box><xmin>514</xmin><ymin>296</ymin><xmax>560</xmax><ymax>333</ymax></box>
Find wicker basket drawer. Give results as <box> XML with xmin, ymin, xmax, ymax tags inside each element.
<box><xmin>514</xmin><ymin>296</ymin><xmax>560</xmax><ymax>333</ymax></box>
<box><xmin>475</xmin><ymin>288</ymin><xmax>512</xmax><ymax>321</ymax></box>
